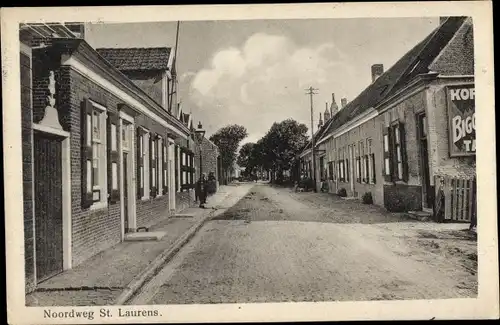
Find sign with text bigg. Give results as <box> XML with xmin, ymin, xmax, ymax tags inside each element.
<box><xmin>447</xmin><ymin>84</ymin><xmax>475</xmax><ymax>157</ymax></box>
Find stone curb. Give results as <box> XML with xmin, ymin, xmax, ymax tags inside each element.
<box><xmin>113</xmin><ymin>191</ymin><xmax>232</xmax><ymax>306</ymax></box>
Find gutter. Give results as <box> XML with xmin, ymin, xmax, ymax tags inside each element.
<box><xmin>316</xmin><ymin>108</ymin><xmax>378</xmax><ymax>146</ymax></box>
<box><xmin>376</xmin><ymin>72</ymin><xmax>438</xmax><ymax>114</ymax></box>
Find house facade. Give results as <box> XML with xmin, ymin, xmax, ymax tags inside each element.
<box><xmin>301</xmin><ymin>16</ymin><xmax>475</xmax><ymax>213</ymax></box>
<box><xmin>20</xmin><ymin>23</ymin><xmax>216</xmax><ymax>293</ymax></box>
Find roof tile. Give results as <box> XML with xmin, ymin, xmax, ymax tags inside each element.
<box><xmin>96</xmin><ymin>47</ymin><xmax>172</xmax><ymax>71</ymax></box>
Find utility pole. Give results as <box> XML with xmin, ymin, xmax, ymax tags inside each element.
<box><xmin>305</xmin><ymin>86</ymin><xmax>319</xmax><ymax>192</ymax></box>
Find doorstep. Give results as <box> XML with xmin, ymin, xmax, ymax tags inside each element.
<box><xmin>406</xmin><ymin>210</ymin><xmax>433</xmax><ymax>222</ymax></box>
<box><xmin>124</xmin><ymin>231</ymin><xmax>167</xmax><ymax>241</ymax></box>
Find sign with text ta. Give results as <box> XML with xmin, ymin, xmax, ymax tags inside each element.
<box><xmin>447</xmin><ymin>84</ymin><xmax>475</xmax><ymax>157</ymax></box>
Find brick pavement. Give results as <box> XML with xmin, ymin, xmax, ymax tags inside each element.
<box><xmin>25</xmin><ymin>185</ymin><xmax>240</xmax><ymax>307</ymax></box>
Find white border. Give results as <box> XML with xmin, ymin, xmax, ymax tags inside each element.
<box><xmin>2</xmin><ymin>2</ymin><xmax>498</xmax><ymax>324</ymax></box>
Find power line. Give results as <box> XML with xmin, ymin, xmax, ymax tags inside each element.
<box><xmin>305</xmin><ymin>86</ymin><xmax>319</xmax><ymax>192</ymax></box>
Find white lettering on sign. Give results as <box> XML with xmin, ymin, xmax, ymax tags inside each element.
<box><xmin>452</xmin><ymin>113</ymin><xmax>475</xmax><ymax>143</ymax></box>
<box><xmin>450</xmin><ymin>88</ymin><xmax>475</xmax><ymax>101</ymax></box>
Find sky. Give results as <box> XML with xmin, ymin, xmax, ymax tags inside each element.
<box><xmin>85</xmin><ymin>17</ymin><xmax>439</xmax><ymax>145</ymax></box>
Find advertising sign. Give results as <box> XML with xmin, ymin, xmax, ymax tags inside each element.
<box><xmin>447</xmin><ymin>84</ymin><xmax>475</xmax><ymax>157</ymax></box>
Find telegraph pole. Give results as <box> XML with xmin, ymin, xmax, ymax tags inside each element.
<box><xmin>305</xmin><ymin>86</ymin><xmax>319</xmax><ymax>192</ymax></box>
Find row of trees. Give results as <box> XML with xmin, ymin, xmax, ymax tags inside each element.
<box><xmin>209</xmin><ymin>124</ymin><xmax>248</xmax><ymax>185</ymax></box>
<box><xmin>207</xmin><ymin>118</ymin><xmax>309</xmax><ymax>185</ymax></box>
<box><xmin>237</xmin><ymin>119</ymin><xmax>309</xmax><ymax>184</ymax></box>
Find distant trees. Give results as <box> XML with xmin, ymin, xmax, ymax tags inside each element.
<box><xmin>237</xmin><ymin>119</ymin><xmax>308</xmax><ymax>183</ymax></box>
<box><xmin>209</xmin><ymin>124</ymin><xmax>248</xmax><ymax>184</ymax></box>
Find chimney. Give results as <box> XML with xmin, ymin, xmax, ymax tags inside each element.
<box><xmin>318</xmin><ymin>112</ymin><xmax>323</xmax><ymax>129</ymax></box>
<box><xmin>324</xmin><ymin>102</ymin><xmax>331</xmax><ymax>121</ymax></box>
<box><xmin>341</xmin><ymin>98</ymin><xmax>348</xmax><ymax>108</ymax></box>
<box><xmin>371</xmin><ymin>64</ymin><xmax>384</xmax><ymax>83</ymax></box>
<box><xmin>330</xmin><ymin>93</ymin><xmax>339</xmax><ymax>116</ymax></box>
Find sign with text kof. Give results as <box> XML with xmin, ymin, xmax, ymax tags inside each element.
<box><xmin>447</xmin><ymin>84</ymin><xmax>475</xmax><ymax>157</ymax></box>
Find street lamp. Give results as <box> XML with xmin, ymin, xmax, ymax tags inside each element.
<box><xmin>194</xmin><ymin>121</ymin><xmax>206</xmax><ymax>179</ymax></box>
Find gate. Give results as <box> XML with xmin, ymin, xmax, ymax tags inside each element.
<box><xmin>434</xmin><ymin>175</ymin><xmax>477</xmax><ymax>224</ymax></box>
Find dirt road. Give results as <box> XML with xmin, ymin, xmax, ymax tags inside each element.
<box><xmin>130</xmin><ymin>183</ymin><xmax>477</xmax><ymax>304</ymax></box>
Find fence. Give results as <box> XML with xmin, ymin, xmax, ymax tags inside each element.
<box><xmin>434</xmin><ymin>175</ymin><xmax>477</xmax><ymax>224</ymax></box>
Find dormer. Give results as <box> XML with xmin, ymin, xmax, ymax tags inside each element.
<box><xmin>96</xmin><ymin>47</ymin><xmax>175</xmax><ymax>113</ymax></box>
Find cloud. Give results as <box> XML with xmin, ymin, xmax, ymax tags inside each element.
<box><xmin>188</xmin><ymin>33</ymin><xmax>355</xmax><ymax>143</ymax></box>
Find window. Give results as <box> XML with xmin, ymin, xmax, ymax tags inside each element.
<box><xmin>81</xmin><ymin>99</ymin><xmax>108</xmax><ymax>209</ymax></box>
<box><xmin>345</xmin><ymin>146</ymin><xmax>350</xmax><ymax>183</ymax></box>
<box><xmin>383</xmin><ymin>122</ymin><xmax>408</xmax><ymax>182</ymax></box>
<box><xmin>328</xmin><ymin>161</ymin><xmax>334</xmax><ymax>181</ymax></box>
<box><xmin>162</xmin><ymin>142</ymin><xmax>168</xmax><ymax>195</ymax></box>
<box><xmin>149</xmin><ymin>134</ymin><xmax>158</xmax><ymax>198</ymax></box>
<box><xmin>367</xmin><ymin>138</ymin><xmax>375</xmax><ymax>184</ymax></box>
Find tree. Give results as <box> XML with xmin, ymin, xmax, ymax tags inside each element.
<box><xmin>236</xmin><ymin>142</ymin><xmax>255</xmax><ymax>176</ymax></box>
<box><xmin>258</xmin><ymin>119</ymin><xmax>308</xmax><ymax>183</ymax></box>
<box><xmin>237</xmin><ymin>142</ymin><xmax>255</xmax><ymax>171</ymax></box>
<box><xmin>209</xmin><ymin>124</ymin><xmax>248</xmax><ymax>184</ymax></box>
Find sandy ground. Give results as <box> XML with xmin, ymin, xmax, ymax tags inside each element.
<box><xmin>132</xmin><ymin>183</ymin><xmax>477</xmax><ymax>304</ymax></box>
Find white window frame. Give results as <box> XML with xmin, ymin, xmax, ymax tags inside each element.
<box><xmin>157</xmin><ymin>137</ymin><xmax>163</xmax><ymax>197</ymax></box>
<box><xmin>90</xmin><ymin>102</ymin><xmax>107</xmax><ymax>210</ymax></box>
<box><xmin>142</xmin><ymin>132</ymin><xmax>150</xmax><ymax>200</ymax></box>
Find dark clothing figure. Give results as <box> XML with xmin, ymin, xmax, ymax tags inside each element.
<box><xmin>196</xmin><ymin>175</ymin><xmax>208</xmax><ymax>208</ymax></box>
<box><xmin>207</xmin><ymin>172</ymin><xmax>217</xmax><ymax>196</ymax></box>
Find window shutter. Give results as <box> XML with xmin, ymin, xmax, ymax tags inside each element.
<box><xmin>136</xmin><ymin>127</ymin><xmax>144</xmax><ymax>199</ymax></box>
<box><xmin>150</xmin><ymin>134</ymin><xmax>157</xmax><ymax>198</ymax></box>
<box><xmin>81</xmin><ymin>99</ymin><xmax>94</xmax><ymax>208</ymax></box>
<box><xmin>366</xmin><ymin>155</ymin><xmax>369</xmax><ymax>182</ymax></box>
<box><xmin>345</xmin><ymin>158</ymin><xmax>349</xmax><ymax>182</ymax></box>
<box><xmin>175</xmin><ymin>145</ymin><xmax>179</xmax><ymax>192</ymax></box>
<box><xmin>356</xmin><ymin>157</ymin><xmax>361</xmax><ymax>183</ymax></box>
<box><xmin>371</xmin><ymin>153</ymin><xmax>376</xmax><ymax>184</ymax></box>
<box><xmin>383</xmin><ymin>127</ymin><xmax>392</xmax><ymax>182</ymax></box>
<box><xmin>107</xmin><ymin>112</ymin><xmax>120</xmax><ymax>203</ymax></box>
<box><xmin>399</xmin><ymin>122</ymin><xmax>409</xmax><ymax>182</ymax></box>
<box><xmin>162</xmin><ymin>143</ymin><xmax>168</xmax><ymax>195</ymax></box>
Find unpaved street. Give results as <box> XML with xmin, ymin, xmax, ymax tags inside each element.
<box><xmin>130</xmin><ymin>183</ymin><xmax>477</xmax><ymax>305</ymax></box>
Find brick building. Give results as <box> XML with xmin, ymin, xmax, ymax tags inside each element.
<box><xmin>193</xmin><ymin>134</ymin><xmax>220</xmax><ymax>185</ymax></box>
<box><xmin>301</xmin><ymin>16</ymin><xmax>475</xmax><ymax>213</ymax></box>
<box><xmin>19</xmin><ymin>23</ymin><xmax>218</xmax><ymax>293</ymax></box>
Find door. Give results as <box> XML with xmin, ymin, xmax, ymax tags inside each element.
<box><xmin>34</xmin><ymin>132</ymin><xmax>64</xmax><ymax>281</ymax></box>
<box><xmin>418</xmin><ymin>113</ymin><xmax>433</xmax><ymax>208</ymax></box>
<box><xmin>168</xmin><ymin>142</ymin><xmax>176</xmax><ymax>210</ymax></box>
<box><xmin>123</xmin><ymin>152</ymin><xmax>129</xmax><ymax>232</ymax></box>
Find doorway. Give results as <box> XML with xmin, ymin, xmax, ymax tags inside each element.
<box><xmin>417</xmin><ymin>113</ymin><xmax>433</xmax><ymax>209</ymax></box>
<box><xmin>34</xmin><ymin>131</ymin><xmax>64</xmax><ymax>281</ymax></box>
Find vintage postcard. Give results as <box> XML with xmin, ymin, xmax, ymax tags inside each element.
<box><xmin>2</xmin><ymin>2</ymin><xmax>498</xmax><ymax>324</ymax></box>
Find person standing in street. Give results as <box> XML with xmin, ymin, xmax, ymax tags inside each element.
<box><xmin>196</xmin><ymin>173</ymin><xmax>208</xmax><ymax>208</ymax></box>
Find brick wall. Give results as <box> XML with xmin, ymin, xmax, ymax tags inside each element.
<box><xmin>426</xmin><ymin>79</ymin><xmax>476</xmax><ymax>181</ymax></box>
<box><xmin>64</xmin><ymin>68</ymin><xmax>123</xmax><ymax>266</ymax></box>
<box><xmin>21</xmin><ymin>47</ymin><xmax>36</xmax><ymax>293</ymax></box>
<box><xmin>136</xmin><ymin>195</ymin><xmax>170</xmax><ymax>229</ymax></box>
<box><xmin>194</xmin><ymin>137</ymin><xmax>220</xmax><ymax>184</ymax></box>
<box><xmin>326</xmin><ymin>117</ymin><xmax>384</xmax><ymax>205</ymax></box>
<box><xmin>379</xmin><ymin>90</ymin><xmax>427</xmax><ymax>211</ymax></box>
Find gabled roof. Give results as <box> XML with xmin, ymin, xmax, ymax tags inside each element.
<box><xmin>316</xmin><ymin>16</ymin><xmax>468</xmax><ymax>145</ymax></box>
<box><xmin>96</xmin><ymin>47</ymin><xmax>172</xmax><ymax>71</ymax></box>
<box><xmin>48</xmin><ymin>38</ymin><xmax>189</xmax><ymax>136</ymax></box>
